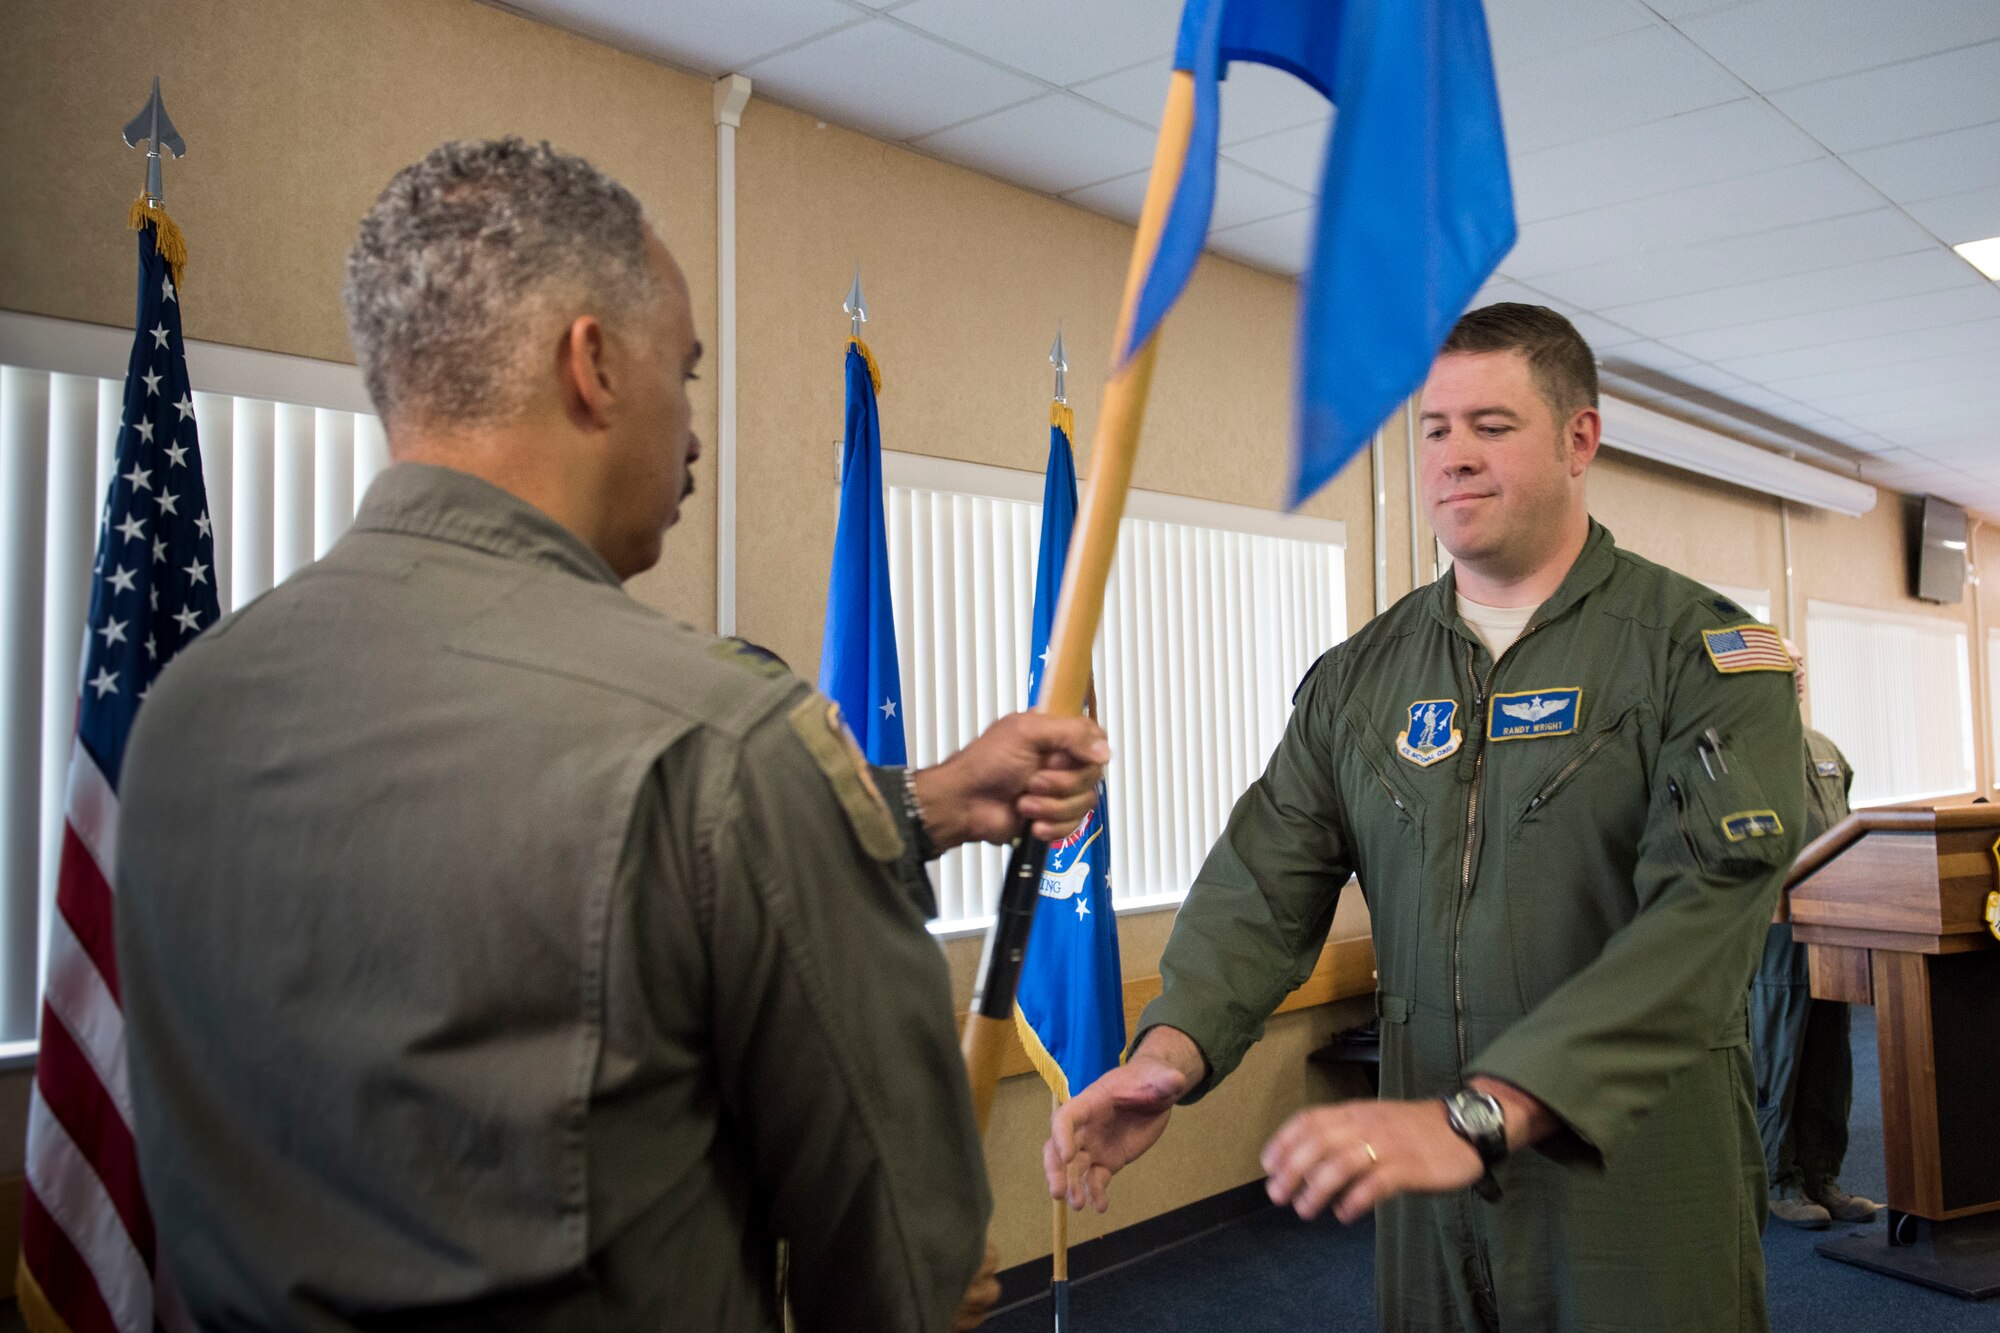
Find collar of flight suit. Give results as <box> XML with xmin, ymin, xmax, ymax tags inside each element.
<box><xmin>350</xmin><ymin>461</ymin><xmax>627</xmax><ymax>590</ymax></box>
<box><xmin>1427</xmin><ymin>517</ymin><xmax>1620</xmax><ymax>648</ymax></box>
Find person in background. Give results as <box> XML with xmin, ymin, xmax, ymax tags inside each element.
<box><xmin>115</xmin><ymin>138</ymin><xmax>1103</xmax><ymax>1332</ymax></box>
<box><xmin>1753</xmin><ymin>639</ymin><xmax>1881</xmax><ymax>1229</ymax></box>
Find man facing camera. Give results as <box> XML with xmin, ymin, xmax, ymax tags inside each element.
<box><xmin>1047</xmin><ymin>304</ymin><xmax>1807</xmax><ymax>1331</ymax></box>
<box><xmin>116</xmin><ymin>139</ymin><xmax>1103</xmax><ymax>1332</ymax></box>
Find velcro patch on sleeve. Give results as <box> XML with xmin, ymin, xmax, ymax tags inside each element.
<box><xmin>1721</xmin><ymin>809</ymin><xmax>1785</xmax><ymax>842</ymax></box>
<box><xmin>1701</xmin><ymin>624</ymin><xmax>1794</xmax><ymax>674</ymax></box>
<box><xmin>711</xmin><ymin>637</ymin><xmax>792</xmax><ymax>679</ymax></box>
<box><xmin>787</xmin><ymin>697</ymin><xmax>904</xmax><ymax>862</ymax></box>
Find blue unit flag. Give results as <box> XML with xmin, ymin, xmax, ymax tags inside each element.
<box><xmin>1015</xmin><ymin>406</ymin><xmax>1126</xmax><ymax>1100</ymax></box>
<box><xmin>818</xmin><ymin>339</ymin><xmax>907</xmax><ymax>764</ymax></box>
<box><xmin>1126</xmin><ymin>0</ymin><xmax>1516</xmax><ymax>506</ymax></box>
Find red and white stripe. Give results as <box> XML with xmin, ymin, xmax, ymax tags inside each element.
<box><xmin>19</xmin><ymin>742</ymin><xmax>190</xmax><ymax>1333</ymax></box>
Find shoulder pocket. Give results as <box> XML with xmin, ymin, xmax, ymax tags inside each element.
<box><xmin>1667</xmin><ymin>758</ymin><xmax>1793</xmax><ymax>876</ymax></box>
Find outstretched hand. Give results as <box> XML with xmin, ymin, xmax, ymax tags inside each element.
<box><xmin>1261</xmin><ymin>1099</ymin><xmax>1484</xmax><ymax>1224</ymax></box>
<box><xmin>1044</xmin><ymin>1055</ymin><xmax>1189</xmax><ymax>1213</ymax></box>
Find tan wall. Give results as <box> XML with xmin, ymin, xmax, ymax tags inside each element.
<box><xmin>6</xmin><ymin>0</ymin><xmax>1995</xmax><ymax>1284</ymax></box>
<box><xmin>0</xmin><ymin>0</ymin><xmax>721</xmax><ymax>631</ymax></box>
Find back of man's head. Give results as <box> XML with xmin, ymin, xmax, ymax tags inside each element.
<box><xmin>1441</xmin><ymin>302</ymin><xmax>1599</xmax><ymax>426</ymax></box>
<box><xmin>343</xmin><ymin>138</ymin><xmax>657</xmax><ymax>434</ymax></box>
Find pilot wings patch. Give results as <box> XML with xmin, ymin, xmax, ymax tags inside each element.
<box><xmin>1488</xmin><ymin>687</ymin><xmax>1582</xmax><ymax>741</ymax></box>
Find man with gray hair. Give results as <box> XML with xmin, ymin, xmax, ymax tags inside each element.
<box><xmin>115</xmin><ymin>138</ymin><xmax>1104</xmax><ymax>1331</ymax></box>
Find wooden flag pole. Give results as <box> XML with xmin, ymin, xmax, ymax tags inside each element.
<box><xmin>959</xmin><ymin>68</ymin><xmax>1197</xmax><ymax>1137</ymax></box>
<box><xmin>1051</xmin><ymin>1092</ymin><xmax>1071</xmax><ymax>1331</ymax></box>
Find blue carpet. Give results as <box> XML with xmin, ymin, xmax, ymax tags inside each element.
<box><xmin>990</xmin><ymin>1007</ymin><xmax>1996</xmax><ymax>1331</ymax></box>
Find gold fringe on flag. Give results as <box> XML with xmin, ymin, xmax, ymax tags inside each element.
<box><xmin>848</xmin><ymin>336</ymin><xmax>883</xmax><ymax>394</ymax></box>
<box><xmin>128</xmin><ymin>197</ymin><xmax>188</xmax><ymax>291</ymax></box>
<box><xmin>17</xmin><ymin>1254</ymin><xmax>76</xmax><ymax>1333</ymax></box>
<box><xmin>1050</xmin><ymin>400</ymin><xmax>1076</xmax><ymax>439</ymax></box>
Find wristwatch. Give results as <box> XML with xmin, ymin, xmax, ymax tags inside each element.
<box><xmin>1441</xmin><ymin>1087</ymin><xmax>1507</xmax><ymax>1201</ymax></box>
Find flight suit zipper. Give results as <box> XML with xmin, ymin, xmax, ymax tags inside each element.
<box><xmin>1360</xmin><ymin>749</ymin><xmax>1408</xmax><ymax>815</ymax></box>
<box><xmin>1667</xmin><ymin>778</ymin><xmax>1703</xmax><ymax>871</ymax></box>
<box><xmin>1451</xmin><ymin>626</ymin><xmax>1535</xmax><ymax>1068</ymax></box>
<box><xmin>1526</xmin><ymin>730</ymin><xmax>1617</xmax><ymax>813</ymax></box>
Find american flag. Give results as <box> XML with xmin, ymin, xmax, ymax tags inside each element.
<box><xmin>17</xmin><ymin>214</ymin><xmax>215</xmax><ymax>1333</ymax></box>
<box><xmin>1703</xmin><ymin>624</ymin><xmax>1793</xmax><ymax>674</ymax></box>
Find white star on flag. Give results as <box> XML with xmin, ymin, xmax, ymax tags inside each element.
<box><xmin>88</xmin><ymin>666</ymin><xmax>118</xmax><ymax>699</ymax></box>
<box><xmin>152</xmin><ymin>536</ymin><xmax>168</xmax><ymax>564</ymax></box>
<box><xmin>174</xmin><ymin>394</ymin><xmax>194</xmax><ymax>421</ymax></box>
<box><xmin>149</xmin><ymin>323</ymin><xmax>170</xmax><ymax>349</ymax></box>
<box><xmin>135</xmin><ymin>418</ymin><xmax>154</xmax><ymax>443</ymax></box>
<box><xmin>98</xmin><ymin>617</ymin><xmax>128</xmax><ymax>646</ymax></box>
<box><xmin>145</xmin><ymin>635</ymin><xmax>157</xmax><ymax>660</ymax></box>
<box><xmin>107</xmin><ymin>565</ymin><xmax>137</xmax><ymax>594</ymax></box>
<box><xmin>157</xmin><ymin>490</ymin><xmax>180</xmax><ymax>516</ymax></box>
<box><xmin>172</xmin><ymin>606</ymin><xmax>202</xmax><ymax>634</ymax></box>
<box><xmin>183</xmin><ymin>557</ymin><xmax>209</xmax><ymax>586</ymax></box>
<box><xmin>194</xmin><ymin>513</ymin><xmax>212</xmax><ymax>538</ymax></box>
<box><xmin>880</xmin><ymin>698</ymin><xmax>897</xmax><ymax>719</ymax></box>
<box><xmin>1074</xmin><ymin>897</ymin><xmax>1091</xmax><ymax>920</ymax></box>
<box><xmin>162</xmin><ymin>275</ymin><xmax>177</xmax><ymax>303</ymax></box>
<box><xmin>141</xmin><ymin>370</ymin><xmax>161</xmax><ymax>396</ymax></box>
<box><xmin>124</xmin><ymin>464</ymin><xmax>152</xmax><ymax>492</ymax></box>
<box><xmin>164</xmin><ymin>442</ymin><xmax>188</xmax><ymax>467</ymax></box>
<box><xmin>116</xmin><ymin>514</ymin><xmax>146</xmax><ymax>543</ymax></box>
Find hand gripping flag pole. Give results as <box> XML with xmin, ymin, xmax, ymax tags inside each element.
<box><xmin>959</xmin><ymin>71</ymin><xmax>1197</xmax><ymax>1136</ymax></box>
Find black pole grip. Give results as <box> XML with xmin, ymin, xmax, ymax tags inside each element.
<box><xmin>970</xmin><ymin>834</ymin><xmax>1049</xmax><ymax>1021</ymax></box>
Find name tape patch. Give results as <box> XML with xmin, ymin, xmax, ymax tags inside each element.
<box><xmin>1398</xmin><ymin>698</ymin><xmax>1463</xmax><ymax>767</ymax></box>
<box><xmin>1721</xmin><ymin>809</ymin><xmax>1785</xmax><ymax>842</ymax></box>
<box><xmin>1815</xmin><ymin>759</ymin><xmax>1842</xmax><ymax>778</ymax></box>
<box><xmin>1487</xmin><ymin>687</ymin><xmax>1581</xmax><ymax>742</ymax></box>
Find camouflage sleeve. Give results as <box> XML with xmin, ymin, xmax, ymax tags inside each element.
<box><xmin>1469</xmin><ymin>634</ymin><xmax>1806</xmax><ymax>1163</ymax></box>
<box><xmin>1135</xmin><ymin>653</ymin><xmax>1356</xmax><ymax>1102</ymax></box>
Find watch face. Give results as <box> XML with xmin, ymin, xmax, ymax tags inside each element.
<box><xmin>1451</xmin><ymin>1091</ymin><xmax>1505</xmax><ymax>1146</ymax></box>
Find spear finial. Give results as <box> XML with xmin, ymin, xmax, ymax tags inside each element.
<box><xmin>1049</xmin><ymin>322</ymin><xmax>1068</xmax><ymax>403</ymax></box>
<box><xmin>844</xmin><ymin>268</ymin><xmax>868</xmax><ymax>338</ymax></box>
<box><xmin>122</xmin><ymin>76</ymin><xmax>185</xmax><ymax>206</ymax></box>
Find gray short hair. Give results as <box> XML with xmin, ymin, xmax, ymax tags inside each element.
<box><xmin>343</xmin><ymin>138</ymin><xmax>657</xmax><ymax>427</ymax></box>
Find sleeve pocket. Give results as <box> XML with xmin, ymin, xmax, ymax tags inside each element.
<box><xmin>1671</xmin><ymin>756</ymin><xmax>1794</xmax><ymax>876</ymax></box>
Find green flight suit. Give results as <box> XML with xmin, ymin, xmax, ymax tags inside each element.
<box><xmin>1752</xmin><ymin>729</ymin><xmax>1856</xmax><ymax>1193</ymax></box>
<box><xmin>1139</xmin><ymin>521</ymin><xmax>1805</xmax><ymax>1332</ymax></box>
<box><xmin>117</xmin><ymin>463</ymin><xmax>987</xmax><ymax>1332</ymax></box>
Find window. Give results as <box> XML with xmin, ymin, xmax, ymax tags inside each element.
<box><xmin>1705</xmin><ymin>582</ymin><xmax>1771</xmax><ymax>625</ymax></box>
<box><xmin>1805</xmin><ymin>600</ymin><xmax>1974</xmax><ymax>807</ymax></box>
<box><xmin>0</xmin><ymin>317</ymin><xmax>386</xmax><ymax>1047</ymax></box>
<box><xmin>882</xmin><ymin>452</ymin><xmax>1347</xmax><ymax>929</ymax></box>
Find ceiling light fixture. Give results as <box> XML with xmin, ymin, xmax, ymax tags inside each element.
<box><xmin>1953</xmin><ymin>236</ymin><xmax>2000</xmax><ymax>280</ymax></box>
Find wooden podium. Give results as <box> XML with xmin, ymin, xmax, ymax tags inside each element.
<box><xmin>1782</xmin><ymin>805</ymin><xmax>2000</xmax><ymax>1299</ymax></box>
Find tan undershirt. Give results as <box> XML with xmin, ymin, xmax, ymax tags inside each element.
<box><xmin>1457</xmin><ymin>593</ymin><xmax>1536</xmax><ymax>660</ymax></box>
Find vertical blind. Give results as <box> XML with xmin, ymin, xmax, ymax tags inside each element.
<box><xmin>882</xmin><ymin>453</ymin><xmax>1347</xmax><ymax>927</ymax></box>
<box><xmin>1805</xmin><ymin>599</ymin><xmax>1974</xmax><ymax>806</ymax></box>
<box><xmin>0</xmin><ymin>363</ymin><xmax>388</xmax><ymax>1043</ymax></box>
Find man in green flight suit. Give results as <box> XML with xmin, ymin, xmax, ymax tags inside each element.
<box><xmin>1754</xmin><ymin>640</ymin><xmax>1880</xmax><ymax>1228</ymax></box>
<box><xmin>1045</xmin><ymin>304</ymin><xmax>1807</xmax><ymax>1331</ymax></box>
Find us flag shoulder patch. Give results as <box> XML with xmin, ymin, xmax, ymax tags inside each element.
<box><xmin>1701</xmin><ymin>624</ymin><xmax>1794</xmax><ymax>674</ymax></box>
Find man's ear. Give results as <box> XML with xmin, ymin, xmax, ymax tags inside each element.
<box><xmin>555</xmin><ymin>315</ymin><xmax>612</xmax><ymax>429</ymax></box>
<box><xmin>1567</xmin><ymin>406</ymin><xmax>1602</xmax><ymax>476</ymax></box>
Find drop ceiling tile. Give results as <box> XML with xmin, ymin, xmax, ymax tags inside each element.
<box><xmin>1221</xmin><ymin>119</ymin><xmax>1334</xmax><ymax>193</ymax></box>
<box><xmin>1722</xmin><ymin>316</ymin><xmax>2000</xmax><ymax>383</ymax></box>
<box><xmin>1844</xmin><ymin>119</ymin><xmax>2000</xmax><ymax>204</ymax></box>
<box><xmin>1527</xmin><ymin>209</ymin><xmax>1936</xmax><ymax>309</ymax></box>
<box><xmin>1766</xmin><ymin>40</ymin><xmax>2000</xmax><ymax>154</ymax></box>
<box><xmin>1599</xmin><ymin>341</ymin><xmax>1704</xmax><ymax>372</ymax></box>
<box><xmin>1674</xmin><ymin>0</ymin><xmax>2000</xmax><ymax>92</ymax></box>
<box><xmin>1207</xmin><ymin>209</ymin><xmax>1315</xmax><ymax>276</ymax></box>
<box><xmin>1760</xmin><ymin>347</ymin><xmax>2000</xmax><ymax>399</ymax></box>
<box><xmin>1510</xmin><ymin>101</ymin><xmax>1825</xmax><ymax>225</ymax></box>
<box><xmin>1662</xmin><ymin>284</ymin><xmax>2000</xmax><ymax>362</ymax></box>
<box><xmin>915</xmin><ymin>93</ymin><xmax>1161</xmax><ymax>194</ymax></box>
<box><xmin>891</xmin><ymin>0</ymin><xmax>1179</xmax><ymax>87</ymax></box>
<box><xmin>504</xmin><ymin>0</ymin><xmax>863</xmax><ymax>75</ymax></box>
<box><xmin>1498</xmin><ymin>25</ymin><xmax>1743</xmax><ymax>156</ymax></box>
<box><xmin>744</xmin><ymin>21</ymin><xmax>1043</xmax><ymax>141</ymax></box>
<box><xmin>1600</xmin><ymin>249</ymin><xmax>1987</xmax><ymax>338</ymax></box>
<box><xmin>1648</xmin><ymin>0</ymin><xmax>1756</xmax><ymax>16</ymax></box>
<box><xmin>1066</xmin><ymin>160</ymin><xmax>1310</xmax><ymax>232</ymax></box>
<box><xmin>1072</xmin><ymin>57</ymin><xmax>1331</xmax><ymax>144</ymax></box>
<box><xmin>1482</xmin><ymin>0</ymin><xmax>1658</xmax><ymax>68</ymax></box>
<box><xmin>1807</xmin><ymin>376</ymin><xmax>2000</xmax><ymax>416</ymax></box>
<box><xmin>1504</xmin><ymin>160</ymin><xmax>1885</xmax><ymax>277</ymax></box>
<box><xmin>1903</xmin><ymin>184</ymin><xmax>2000</xmax><ymax>246</ymax></box>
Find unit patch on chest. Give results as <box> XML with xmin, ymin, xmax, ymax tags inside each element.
<box><xmin>1397</xmin><ymin>699</ymin><xmax>1462</xmax><ymax>767</ymax></box>
<box><xmin>1487</xmin><ymin>687</ymin><xmax>1581</xmax><ymax>741</ymax></box>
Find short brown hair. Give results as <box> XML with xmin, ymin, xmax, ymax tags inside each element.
<box><xmin>1440</xmin><ymin>303</ymin><xmax>1598</xmax><ymax>423</ymax></box>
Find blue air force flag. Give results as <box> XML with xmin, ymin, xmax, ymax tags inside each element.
<box><xmin>1015</xmin><ymin>406</ymin><xmax>1125</xmax><ymax>1099</ymax></box>
<box><xmin>1125</xmin><ymin>0</ymin><xmax>1516</xmax><ymax>506</ymax></box>
<box><xmin>818</xmin><ymin>339</ymin><xmax>906</xmax><ymax>764</ymax></box>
